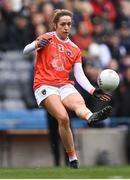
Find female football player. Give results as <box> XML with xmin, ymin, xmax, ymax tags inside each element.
<box><xmin>23</xmin><ymin>9</ymin><xmax>111</xmax><ymax>168</ymax></box>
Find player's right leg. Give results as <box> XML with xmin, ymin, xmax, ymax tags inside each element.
<box><xmin>40</xmin><ymin>95</ymin><xmax>79</xmax><ymax>168</ymax></box>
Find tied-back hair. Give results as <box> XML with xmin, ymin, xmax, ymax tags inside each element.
<box><xmin>51</xmin><ymin>9</ymin><xmax>73</xmax><ymax>30</ymax></box>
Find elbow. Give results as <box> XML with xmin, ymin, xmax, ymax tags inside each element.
<box><xmin>23</xmin><ymin>41</ymin><xmax>36</xmax><ymax>55</ymax></box>
<box><xmin>23</xmin><ymin>46</ymin><xmax>28</xmax><ymax>55</ymax></box>
<box><xmin>23</xmin><ymin>49</ymin><xmax>26</xmax><ymax>55</ymax></box>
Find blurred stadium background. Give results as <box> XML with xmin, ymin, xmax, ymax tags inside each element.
<box><xmin>0</xmin><ymin>0</ymin><xmax>130</xmax><ymax>174</ymax></box>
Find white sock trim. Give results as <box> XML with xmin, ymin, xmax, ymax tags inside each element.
<box><xmin>69</xmin><ymin>156</ymin><xmax>78</xmax><ymax>162</ymax></box>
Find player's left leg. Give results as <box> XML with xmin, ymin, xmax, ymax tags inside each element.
<box><xmin>62</xmin><ymin>93</ymin><xmax>93</xmax><ymax>121</ymax></box>
<box><xmin>61</xmin><ymin>84</ymin><xmax>111</xmax><ymax>167</ymax></box>
<box><xmin>61</xmin><ymin>84</ymin><xmax>111</xmax><ymax>126</ymax></box>
<box><xmin>60</xmin><ymin>84</ymin><xmax>93</xmax><ymax>120</ymax></box>
<box><xmin>63</xmin><ymin>93</ymin><xmax>111</xmax><ymax>125</ymax></box>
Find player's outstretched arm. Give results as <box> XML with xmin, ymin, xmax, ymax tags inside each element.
<box><xmin>23</xmin><ymin>41</ymin><xmax>36</xmax><ymax>55</ymax></box>
<box><xmin>23</xmin><ymin>38</ymin><xmax>52</xmax><ymax>55</ymax></box>
<box><xmin>74</xmin><ymin>63</ymin><xmax>111</xmax><ymax>101</ymax></box>
<box><xmin>74</xmin><ymin>63</ymin><xmax>95</xmax><ymax>94</ymax></box>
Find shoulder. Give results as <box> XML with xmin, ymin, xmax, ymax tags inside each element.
<box><xmin>68</xmin><ymin>39</ymin><xmax>80</xmax><ymax>49</ymax></box>
<box><xmin>68</xmin><ymin>39</ymin><xmax>81</xmax><ymax>56</ymax></box>
<box><xmin>37</xmin><ymin>32</ymin><xmax>54</xmax><ymax>40</ymax></box>
<box><xmin>46</xmin><ymin>32</ymin><xmax>55</xmax><ymax>36</ymax></box>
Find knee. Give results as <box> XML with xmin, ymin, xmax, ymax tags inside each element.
<box><xmin>57</xmin><ymin>114</ymin><xmax>70</xmax><ymax>128</ymax></box>
<box><xmin>75</xmin><ymin>101</ymin><xmax>85</xmax><ymax>112</ymax></box>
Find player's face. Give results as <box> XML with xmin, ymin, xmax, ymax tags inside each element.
<box><xmin>55</xmin><ymin>16</ymin><xmax>72</xmax><ymax>40</ymax></box>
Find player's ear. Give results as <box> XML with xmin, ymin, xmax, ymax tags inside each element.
<box><xmin>53</xmin><ymin>22</ymin><xmax>57</xmax><ymax>30</ymax></box>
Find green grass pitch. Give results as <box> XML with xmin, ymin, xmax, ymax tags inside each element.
<box><xmin>0</xmin><ymin>166</ymin><xmax>130</xmax><ymax>179</ymax></box>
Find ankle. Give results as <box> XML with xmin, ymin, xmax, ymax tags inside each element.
<box><xmin>85</xmin><ymin>112</ymin><xmax>93</xmax><ymax>120</ymax></box>
<box><xmin>66</xmin><ymin>148</ymin><xmax>77</xmax><ymax>162</ymax></box>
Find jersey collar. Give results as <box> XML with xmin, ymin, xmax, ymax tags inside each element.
<box><xmin>54</xmin><ymin>32</ymin><xmax>69</xmax><ymax>43</ymax></box>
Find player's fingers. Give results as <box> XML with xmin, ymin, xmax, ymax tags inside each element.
<box><xmin>41</xmin><ymin>38</ymin><xmax>52</xmax><ymax>43</ymax></box>
<box><xmin>37</xmin><ymin>37</ymin><xmax>52</xmax><ymax>48</ymax></box>
<box><xmin>40</xmin><ymin>39</ymin><xmax>49</xmax><ymax>44</ymax></box>
<box><xmin>38</xmin><ymin>39</ymin><xmax>50</xmax><ymax>47</ymax></box>
<box><xmin>104</xmin><ymin>94</ymin><xmax>112</xmax><ymax>100</ymax></box>
<box><xmin>99</xmin><ymin>96</ymin><xmax>106</xmax><ymax>101</ymax></box>
<box><xmin>100</xmin><ymin>95</ymin><xmax>111</xmax><ymax>101</ymax></box>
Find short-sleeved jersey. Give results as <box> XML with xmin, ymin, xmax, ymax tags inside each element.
<box><xmin>33</xmin><ymin>31</ymin><xmax>82</xmax><ymax>91</ymax></box>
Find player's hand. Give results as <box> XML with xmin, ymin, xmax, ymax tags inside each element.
<box><xmin>36</xmin><ymin>38</ymin><xmax>52</xmax><ymax>48</ymax></box>
<box><xmin>93</xmin><ymin>88</ymin><xmax>112</xmax><ymax>101</ymax></box>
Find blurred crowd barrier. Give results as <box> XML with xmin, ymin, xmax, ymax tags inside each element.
<box><xmin>0</xmin><ymin>109</ymin><xmax>130</xmax><ymax>130</ymax></box>
<box><xmin>0</xmin><ymin>126</ymin><xmax>130</xmax><ymax>167</ymax></box>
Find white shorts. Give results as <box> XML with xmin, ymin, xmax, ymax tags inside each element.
<box><xmin>34</xmin><ymin>84</ymin><xmax>80</xmax><ymax>106</ymax></box>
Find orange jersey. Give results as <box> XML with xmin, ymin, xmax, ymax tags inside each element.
<box><xmin>33</xmin><ymin>32</ymin><xmax>82</xmax><ymax>91</ymax></box>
